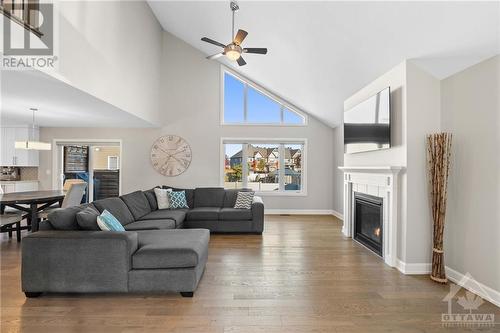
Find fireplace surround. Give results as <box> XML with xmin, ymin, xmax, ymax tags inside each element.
<box><xmin>339</xmin><ymin>166</ymin><xmax>403</xmax><ymax>268</ymax></box>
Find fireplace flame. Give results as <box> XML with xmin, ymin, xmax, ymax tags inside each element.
<box><xmin>374</xmin><ymin>228</ymin><xmax>381</xmax><ymax>237</ymax></box>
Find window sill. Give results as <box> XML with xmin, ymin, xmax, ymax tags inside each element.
<box><xmin>221</xmin><ymin>122</ymin><xmax>307</xmax><ymax>127</ymax></box>
<box><xmin>254</xmin><ymin>191</ymin><xmax>307</xmax><ymax>197</ymax></box>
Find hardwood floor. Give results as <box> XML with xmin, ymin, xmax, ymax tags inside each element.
<box><xmin>1</xmin><ymin>215</ymin><xmax>498</xmax><ymax>332</ymax></box>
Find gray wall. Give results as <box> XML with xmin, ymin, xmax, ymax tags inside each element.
<box><xmin>53</xmin><ymin>1</ymin><xmax>163</xmax><ymax>124</ymax></box>
<box><xmin>38</xmin><ymin>32</ymin><xmax>336</xmax><ymax>211</ymax></box>
<box><xmin>332</xmin><ymin>125</ymin><xmax>344</xmax><ymax>216</ymax></box>
<box><xmin>441</xmin><ymin>55</ymin><xmax>499</xmax><ymax>291</ymax></box>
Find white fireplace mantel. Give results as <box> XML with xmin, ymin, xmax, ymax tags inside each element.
<box><xmin>338</xmin><ymin>166</ymin><xmax>404</xmax><ymax>268</ymax></box>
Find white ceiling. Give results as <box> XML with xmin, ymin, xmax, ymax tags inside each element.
<box><xmin>148</xmin><ymin>1</ymin><xmax>500</xmax><ymax>127</ymax></box>
<box><xmin>0</xmin><ymin>70</ymin><xmax>154</xmax><ymax>127</ymax></box>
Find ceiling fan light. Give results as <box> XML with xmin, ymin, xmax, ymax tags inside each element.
<box><xmin>224</xmin><ymin>44</ymin><xmax>242</xmax><ymax>61</ymax></box>
<box><xmin>225</xmin><ymin>49</ymin><xmax>241</xmax><ymax>61</ymax></box>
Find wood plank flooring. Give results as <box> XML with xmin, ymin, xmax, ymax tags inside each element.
<box><xmin>1</xmin><ymin>215</ymin><xmax>498</xmax><ymax>332</ymax></box>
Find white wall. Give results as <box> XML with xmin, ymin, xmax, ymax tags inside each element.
<box><xmin>343</xmin><ymin>61</ymin><xmax>408</xmax><ymax>261</ymax></box>
<box><xmin>405</xmin><ymin>61</ymin><xmax>441</xmax><ymax>264</ymax></box>
<box><xmin>332</xmin><ymin>125</ymin><xmax>344</xmax><ymax>217</ymax></box>
<box><xmin>38</xmin><ymin>31</ymin><xmax>335</xmax><ymax>211</ymax></box>
<box><xmin>47</xmin><ymin>0</ymin><xmax>162</xmax><ymax>125</ymax></box>
<box><xmin>441</xmin><ymin>55</ymin><xmax>500</xmax><ymax>291</ymax></box>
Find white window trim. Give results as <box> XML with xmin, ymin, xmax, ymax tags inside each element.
<box><xmin>220</xmin><ymin>66</ymin><xmax>308</xmax><ymax>126</ymax></box>
<box><xmin>220</xmin><ymin>137</ymin><xmax>307</xmax><ymax>197</ymax></box>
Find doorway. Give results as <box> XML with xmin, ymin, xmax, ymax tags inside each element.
<box><xmin>52</xmin><ymin>140</ymin><xmax>122</xmax><ymax>203</ymax></box>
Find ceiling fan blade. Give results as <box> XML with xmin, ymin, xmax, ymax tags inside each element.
<box><xmin>206</xmin><ymin>53</ymin><xmax>224</xmax><ymax>60</ymax></box>
<box><xmin>233</xmin><ymin>29</ymin><xmax>248</xmax><ymax>45</ymax></box>
<box><xmin>244</xmin><ymin>48</ymin><xmax>268</xmax><ymax>55</ymax></box>
<box><xmin>237</xmin><ymin>56</ymin><xmax>247</xmax><ymax>66</ymax></box>
<box><xmin>201</xmin><ymin>37</ymin><xmax>226</xmax><ymax>48</ymax></box>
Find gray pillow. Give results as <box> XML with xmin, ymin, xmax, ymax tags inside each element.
<box><xmin>76</xmin><ymin>206</ymin><xmax>100</xmax><ymax>230</ymax></box>
<box><xmin>47</xmin><ymin>206</ymin><xmax>82</xmax><ymax>230</ymax></box>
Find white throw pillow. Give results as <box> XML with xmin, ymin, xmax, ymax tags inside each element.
<box><xmin>154</xmin><ymin>188</ymin><xmax>172</xmax><ymax>209</ymax></box>
<box><xmin>234</xmin><ymin>191</ymin><xmax>255</xmax><ymax>209</ymax></box>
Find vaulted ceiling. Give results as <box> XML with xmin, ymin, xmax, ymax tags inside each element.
<box><xmin>148</xmin><ymin>1</ymin><xmax>500</xmax><ymax>127</ymax></box>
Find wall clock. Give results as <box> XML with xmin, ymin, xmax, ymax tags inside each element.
<box><xmin>150</xmin><ymin>135</ymin><xmax>192</xmax><ymax>176</ymax></box>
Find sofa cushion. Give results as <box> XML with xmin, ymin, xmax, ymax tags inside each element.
<box><xmin>219</xmin><ymin>208</ymin><xmax>253</xmax><ymax>221</ymax></box>
<box><xmin>92</xmin><ymin>197</ymin><xmax>135</xmax><ymax>226</ymax></box>
<box><xmin>124</xmin><ymin>219</ymin><xmax>175</xmax><ymax>231</ymax></box>
<box><xmin>97</xmin><ymin>210</ymin><xmax>126</xmax><ymax>231</ymax></box>
<box><xmin>132</xmin><ymin>229</ymin><xmax>210</xmax><ymax>269</ymax></box>
<box><xmin>120</xmin><ymin>191</ymin><xmax>151</xmax><ymax>219</ymax></box>
<box><xmin>47</xmin><ymin>205</ymin><xmax>83</xmax><ymax>230</ymax></box>
<box><xmin>154</xmin><ymin>188</ymin><xmax>172</xmax><ymax>209</ymax></box>
<box><xmin>223</xmin><ymin>188</ymin><xmax>252</xmax><ymax>208</ymax></box>
<box><xmin>186</xmin><ymin>207</ymin><xmax>220</xmax><ymax>221</ymax></box>
<box><xmin>163</xmin><ymin>186</ymin><xmax>194</xmax><ymax>208</ymax></box>
<box><xmin>76</xmin><ymin>205</ymin><xmax>100</xmax><ymax>230</ymax></box>
<box><xmin>193</xmin><ymin>187</ymin><xmax>225</xmax><ymax>208</ymax></box>
<box><xmin>168</xmin><ymin>190</ymin><xmax>189</xmax><ymax>209</ymax></box>
<box><xmin>138</xmin><ymin>209</ymin><xmax>187</xmax><ymax>228</ymax></box>
<box><xmin>143</xmin><ymin>187</ymin><xmax>159</xmax><ymax>211</ymax></box>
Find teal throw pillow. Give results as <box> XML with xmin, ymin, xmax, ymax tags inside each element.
<box><xmin>167</xmin><ymin>190</ymin><xmax>189</xmax><ymax>209</ymax></box>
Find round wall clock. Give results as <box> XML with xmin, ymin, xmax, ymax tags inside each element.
<box><xmin>150</xmin><ymin>135</ymin><xmax>192</xmax><ymax>176</ymax></box>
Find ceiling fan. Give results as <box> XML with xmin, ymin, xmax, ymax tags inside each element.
<box><xmin>201</xmin><ymin>1</ymin><xmax>267</xmax><ymax>66</ymax></box>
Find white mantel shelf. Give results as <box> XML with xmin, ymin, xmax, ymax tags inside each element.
<box><xmin>339</xmin><ymin>165</ymin><xmax>404</xmax><ymax>269</ymax></box>
<box><xmin>338</xmin><ymin>166</ymin><xmax>405</xmax><ymax>173</ymax></box>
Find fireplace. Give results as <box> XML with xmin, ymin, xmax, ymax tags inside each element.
<box><xmin>354</xmin><ymin>192</ymin><xmax>383</xmax><ymax>257</ymax></box>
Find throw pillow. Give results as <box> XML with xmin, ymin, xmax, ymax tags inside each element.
<box><xmin>154</xmin><ymin>188</ymin><xmax>172</xmax><ymax>209</ymax></box>
<box><xmin>76</xmin><ymin>205</ymin><xmax>100</xmax><ymax>230</ymax></box>
<box><xmin>97</xmin><ymin>210</ymin><xmax>125</xmax><ymax>231</ymax></box>
<box><xmin>167</xmin><ymin>190</ymin><xmax>189</xmax><ymax>209</ymax></box>
<box><xmin>234</xmin><ymin>191</ymin><xmax>255</xmax><ymax>209</ymax></box>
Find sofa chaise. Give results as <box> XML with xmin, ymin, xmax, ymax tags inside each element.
<box><xmin>22</xmin><ymin>187</ymin><xmax>264</xmax><ymax>298</ymax></box>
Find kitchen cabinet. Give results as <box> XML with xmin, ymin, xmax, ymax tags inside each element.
<box><xmin>0</xmin><ymin>127</ymin><xmax>40</xmax><ymax>166</ymax></box>
<box><xmin>0</xmin><ymin>181</ymin><xmax>38</xmax><ymax>193</ymax></box>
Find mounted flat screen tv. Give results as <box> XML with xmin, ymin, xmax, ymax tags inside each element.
<box><xmin>344</xmin><ymin>87</ymin><xmax>391</xmax><ymax>154</ymax></box>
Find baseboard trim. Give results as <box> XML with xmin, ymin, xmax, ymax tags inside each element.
<box><xmin>331</xmin><ymin>210</ymin><xmax>344</xmax><ymax>220</ymax></box>
<box><xmin>445</xmin><ymin>266</ymin><xmax>500</xmax><ymax>308</ymax></box>
<box><xmin>396</xmin><ymin>260</ymin><xmax>431</xmax><ymax>275</ymax></box>
<box><xmin>265</xmin><ymin>209</ymin><xmax>335</xmax><ymax>215</ymax></box>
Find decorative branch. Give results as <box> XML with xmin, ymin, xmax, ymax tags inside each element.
<box><xmin>427</xmin><ymin>133</ymin><xmax>452</xmax><ymax>283</ymax></box>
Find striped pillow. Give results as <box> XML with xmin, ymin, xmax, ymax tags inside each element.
<box><xmin>234</xmin><ymin>191</ymin><xmax>255</xmax><ymax>209</ymax></box>
<box><xmin>97</xmin><ymin>210</ymin><xmax>125</xmax><ymax>231</ymax></box>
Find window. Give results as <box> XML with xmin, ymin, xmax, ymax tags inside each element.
<box><xmin>222</xmin><ymin>70</ymin><xmax>306</xmax><ymax>125</ymax></box>
<box><xmin>222</xmin><ymin>139</ymin><xmax>306</xmax><ymax>195</ymax></box>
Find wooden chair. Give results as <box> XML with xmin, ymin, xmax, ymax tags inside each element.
<box><xmin>0</xmin><ymin>187</ymin><xmax>27</xmax><ymax>242</ymax></box>
<box><xmin>0</xmin><ymin>213</ymin><xmax>24</xmax><ymax>242</ymax></box>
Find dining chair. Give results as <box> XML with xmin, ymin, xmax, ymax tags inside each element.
<box><xmin>0</xmin><ymin>187</ymin><xmax>27</xmax><ymax>242</ymax></box>
<box><xmin>37</xmin><ymin>183</ymin><xmax>87</xmax><ymax>220</ymax></box>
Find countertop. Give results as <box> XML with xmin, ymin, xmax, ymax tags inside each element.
<box><xmin>0</xmin><ymin>180</ymin><xmax>39</xmax><ymax>184</ymax></box>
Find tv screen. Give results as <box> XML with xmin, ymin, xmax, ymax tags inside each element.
<box><xmin>344</xmin><ymin>87</ymin><xmax>391</xmax><ymax>154</ymax></box>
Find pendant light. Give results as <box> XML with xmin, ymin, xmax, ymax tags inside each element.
<box><xmin>14</xmin><ymin>108</ymin><xmax>51</xmax><ymax>150</ymax></box>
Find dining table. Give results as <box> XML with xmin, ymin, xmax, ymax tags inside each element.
<box><xmin>0</xmin><ymin>190</ymin><xmax>66</xmax><ymax>232</ymax></box>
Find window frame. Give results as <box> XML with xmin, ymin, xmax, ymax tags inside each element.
<box><xmin>220</xmin><ymin>137</ymin><xmax>307</xmax><ymax>196</ymax></box>
<box><xmin>220</xmin><ymin>67</ymin><xmax>308</xmax><ymax>126</ymax></box>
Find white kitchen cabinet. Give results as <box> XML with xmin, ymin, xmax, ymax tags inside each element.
<box><xmin>0</xmin><ymin>183</ymin><xmax>16</xmax><ymax>193</ymax></box>
<box><xmin>0</xmin><ymin>127</ymin><xmax>40</xmax><ymax>166</ymax></box>
<box><xmin>14</xmin><ymin>181</ymin><xmax>38</xmax><ymax>192</ymax></box>
<box><xmin>0</xmin><ymin>181</ymin><xmax>38</xmax><ymax>193</ymax></box>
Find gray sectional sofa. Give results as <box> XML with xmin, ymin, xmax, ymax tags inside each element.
<box><xmin>22</xmin><ymin>187</ymin><xmax>264</xmax><ymax>298</ymax></box>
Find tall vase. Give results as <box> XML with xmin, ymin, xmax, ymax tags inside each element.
<box><xmin>427</xmin><ymin>133</ymin><xmax>452</xmax><ymax>283</ymax></box>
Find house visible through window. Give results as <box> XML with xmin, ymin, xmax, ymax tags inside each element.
<box><xmin>223</xmin><ymin>71</ymin><xmax>306</xmax><ymax>125</ymax></box>
<box><xmin>223</xmin><ymin>139</ymin><xmax>305</xmax><ymax>194</ymax></box>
